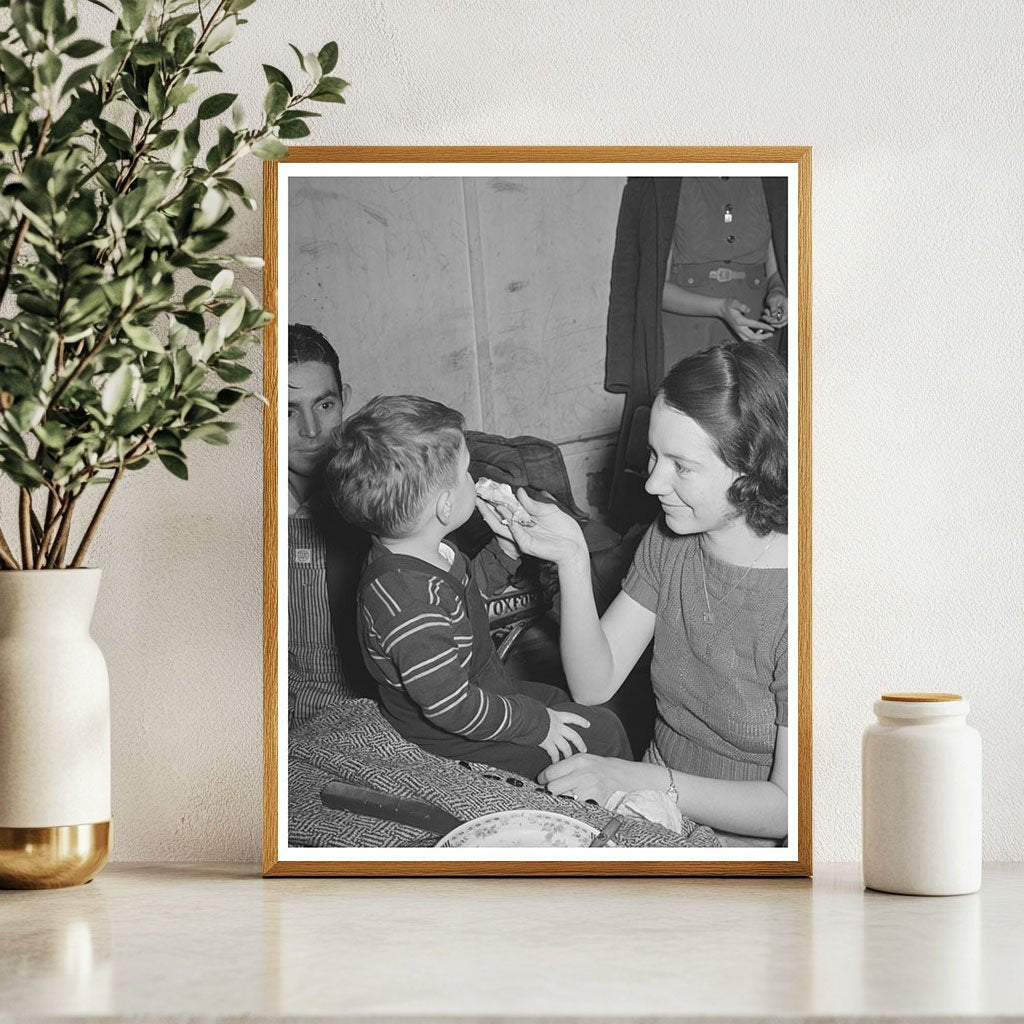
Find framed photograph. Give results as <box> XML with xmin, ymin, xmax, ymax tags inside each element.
<box><xmin>263</xmin><ymin>147</ymin><xmax>811</xmax><ymax>877</ymax></box>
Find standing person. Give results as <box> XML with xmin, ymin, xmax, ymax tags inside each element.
<box><xmin>478</xmin><ymin>343</ymin><xmax>789</xmax><ymax>844</ymax></box>
<box><xmin>605</xmin><ymin>176</ymin><xmax>788</xmax><ymax>528</ymax></box>
<box><xmin>662</xmin><ymin>177</ymin><xmax>787</xmax><ymax>365</ymax></box>
<box><xmin>288</xmin><ymin>323</ymin><xmax>370</xmax><ymax>727</ymax></box>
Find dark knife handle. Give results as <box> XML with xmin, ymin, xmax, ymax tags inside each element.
<box><xmin>320</xmin><ymin>781</ymin><xmax>466</xmax><ymax>836</ymax></box>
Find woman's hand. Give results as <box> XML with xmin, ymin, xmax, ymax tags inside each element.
<box><xmin>476</xmin><ymin>489</ymin><xmax>587</xmax><ymax>568</ymax></box>
<box><xmin>762</xmin><ymin>290</ymin><xmax>788</xmax><ymax>329</ymax></box>
<box><xmin>538</xmin><ymin>753</ymin><xmax>641</xmax><ymax>806</ymax></box>
<box><xmin>717</xmin><ymin>297</ymin><xmax>775</xmax><ymax>343</ymax></box>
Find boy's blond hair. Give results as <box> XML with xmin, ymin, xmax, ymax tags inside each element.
<box><xmin>327</xmin><ymin>394</ymin><xmax>465</xmax><ymax>538</ymax></box>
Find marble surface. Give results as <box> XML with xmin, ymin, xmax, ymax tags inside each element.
<box><xmin>2</xmin><ymin>862</ymin><xmax>1022</xmax><ymax>1021</ymax></box>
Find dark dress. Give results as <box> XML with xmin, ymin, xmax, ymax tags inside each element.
<box><xmin>604</xmin><ymin>176</ymin><xmax>788</xmax><ymax>528</ymax></box>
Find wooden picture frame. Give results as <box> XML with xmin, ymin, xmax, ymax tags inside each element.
<box><xmin>263</xmin><ymin>147</ymin><xmax>812</xmax><ymax>877</ymax></box>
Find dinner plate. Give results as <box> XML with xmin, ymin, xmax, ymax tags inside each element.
<box><xmin>436</xmin><ymin>809</ymin><xmax>613</xmax><ymax>848</ymax></box>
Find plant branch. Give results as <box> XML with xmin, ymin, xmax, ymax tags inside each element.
<box><xmin>18</xmin><ymin>488</ymin><xmax>34</xmax><ymax>569</ymax></box>
<box><xmin>46</xmin><ymin>298</ymin><xmax>141</xmax><ymax>413</ymax></box>
<box><xmin>45</xmin><ymin>491</ymin><xmax>80</xmax><ymax>569</ymax></box>
<box><xmin>36</xmin><ymin>486</ymin><xmax>68</xmax><ymax>566</ymax></box>
<box><xmin>0</xmin><ymin>113</ymin><xmax>53</xmax><ymax>310</ymax></box>
<box><xmin>70</xmin><ymin>464</ymin><xmax>124</xmax><ymax>567</ymax></box>
<box><xmin>0</xmin><ymin>525</ymin><xmax>20</xmax><ymax>570</ymax></box>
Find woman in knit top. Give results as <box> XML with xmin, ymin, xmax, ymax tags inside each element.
<box><xmin>478</xmin><ymin>342</ymin><xmax>789</xmax><ymax>844</ymax></box>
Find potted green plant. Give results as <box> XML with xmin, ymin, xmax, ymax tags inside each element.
<box><xmin>0</xmin><ymin>0</ymin><xmax>345</xmax><ymax>887</ymax></box>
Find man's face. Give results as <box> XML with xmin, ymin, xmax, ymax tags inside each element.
<box><xmin>287</xmin><ymin>360</ymin><xmax>346</xmax><ymax>478</ymax></box>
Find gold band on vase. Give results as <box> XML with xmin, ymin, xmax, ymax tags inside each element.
<box><xmin>0</xmin><ymin>821</ymin><xmax>111</xmax><ymax>889</ymax></box>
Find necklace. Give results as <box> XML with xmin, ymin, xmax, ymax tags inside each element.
<box><xmin>697</xmin><ymin>534</ymin><xmax>775</xmax><ymax>626</ymax></box>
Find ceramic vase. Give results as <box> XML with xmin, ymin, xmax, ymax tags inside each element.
<box><xmin>0</xmin><ymin>569</ymin><xmax>111</xmax><ymax>888</ymax></box>
<box><xmin>862</xmin><ymin>692</ymin><xmax>982</xmax><ymax>896</ymax></box>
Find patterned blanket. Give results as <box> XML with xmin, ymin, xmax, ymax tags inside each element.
<box><xmin>288</xmin><ymin>698</ymin><xmax>720</xmax><ymax>849</ymax></box>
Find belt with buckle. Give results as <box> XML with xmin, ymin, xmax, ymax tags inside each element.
<box><xmin>709</xmin><ymin>267</ymin><xmax>746</xmax><ymax>283</ymax></box>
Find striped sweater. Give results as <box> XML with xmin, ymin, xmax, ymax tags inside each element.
<box><xmin>357</xmin><ymin>539</ymin><xmax>550</xmax><ymax>747</ymax></box>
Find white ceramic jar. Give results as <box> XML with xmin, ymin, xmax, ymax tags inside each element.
<box><xmin>862</xmin><ymin>692</ymin><xmax>981</xmax><ymax>896</ymax></box>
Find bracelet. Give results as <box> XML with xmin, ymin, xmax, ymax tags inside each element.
<box><xmin>665</xmin><ymin>767</ymin><xmax>678</xmax><ymax>803</ymax></box>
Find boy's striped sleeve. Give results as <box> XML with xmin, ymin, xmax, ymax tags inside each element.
<box><xmin>362</xmin><ymin>574</ymin><xmax>549</xmax><ymax>746</ymax></box>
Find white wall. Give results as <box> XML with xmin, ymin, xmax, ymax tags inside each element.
<box><xmin>51</xmin><ymin>0</ymin><xmax>1024</xmax><ymax>863</ymax></box>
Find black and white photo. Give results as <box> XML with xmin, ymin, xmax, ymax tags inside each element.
<box><xmin>264</xmin><ymin>149</ymin><xmax>811</xmax><ymax>876</ymax></box>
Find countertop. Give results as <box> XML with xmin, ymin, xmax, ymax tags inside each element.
<box><xmin>3</xmin><ymin>862</ymin><xmax>1022</xmax><ymax>1022</ymax></box>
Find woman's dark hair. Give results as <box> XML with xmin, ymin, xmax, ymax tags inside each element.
<box><xmin>288</xmin><ymin>323</ymin><xmax>342</xmax><ymax>391</ymax></box>
<box><xmin>657</xmin><ymin>342</ymin><xmax>788</xmax><ymax>536</ymax></box>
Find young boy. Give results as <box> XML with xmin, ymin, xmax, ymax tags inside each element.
<box><xmin>327</xmin><ymin>395</ymin><xmax>631</xmax><ymax>779</ymax></box>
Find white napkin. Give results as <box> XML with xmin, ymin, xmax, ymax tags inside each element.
<box><xmin>605</xmin><ymin>789</ymin><xmax>684</xmax><ymax>834</ymax></box>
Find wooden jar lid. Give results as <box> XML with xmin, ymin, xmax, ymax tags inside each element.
<box><xmin>881</xmin><ymin>692</ymin><xmax>962</xmax><ymax>702</ymax></box>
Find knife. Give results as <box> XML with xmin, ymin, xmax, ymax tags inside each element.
<box><xmin>588</xmin><ymin>817</ymin><xmax>624</xmax><ymax>848</ymax></box>
<box><xmin>320</xmin><ymin>781</ymin><xmax>466</xmax><ymax>836</ymax></box>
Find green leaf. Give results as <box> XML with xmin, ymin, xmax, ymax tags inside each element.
<box><xmin>0</xmin><ymin>346</ymin><xmax>30</xmax><ymax>371</ymax></box>
<box><xmin>149</xmin><ymin>129</ymin><xmax>177</xmax><ymax>149</ymax></box>
<box><xmin>102</xmin><ymin>277</ymin><xmax>135</xmax><ymax>309</ymax></box>
<box><xmin>1</xmin><ymin>456</ymin><xmax>46</xmax><ymax>487</ymax></box>
<box><xmin>38</xmin><ymin>51</ymin><xmax>63</xmax><ymax>86</ymax></box>
<box><xmin>173</xmin><ymin>26</ymin><xmax>196</xmax><ymax>65</ymax></box>
<box><xmin>17</xmin><ymin>292</ymin><xmax>58</xmax><ymax>317</ymax></box>
<box><xmin>156</xmin><ymin>359</ymin><xmax>174</xmax><ymax>392</ymax></box>
<box><xmin>262</xmin><ymin>64</ymin><xmax>293</xmax><ymax>95</ymax></box>
<box><xmin>216</xmin><ymin>388</ymin><xmax>247</xmax><ymax>408</ymax></box>
<box><xmin>203</xmin><ymin>15</ymin><xmax>236</xmax><ymax>54</ymax></box>
<box><xmin>166</xmin><ymin>82</ymin><xmax>199</xmax><ymax>107</ymax></box>
<box><xmin>10</xmin><ymin>1</ymin><xmax>44</xmax><ymax>52</ymax></box>
<box><xmin>9</xmin><ymin>399</ymin><xmax>46</xmax><ymax>432</ymax></box>
<box><xmin>123</xmin><ymin>321</ymin><xmax>165</xmax><ymax>353</ymax></box>
<box><xmin>228</xmin><ymin>254</ymin><xmax>263</xmax><ymax>269</ymax></box>
<box><xmin>96</xmin><ymin>43</ymin><xmax>128</xmax><ymax>81</ymax></box>
<box><xmin>226</xmin><ymin>0</ymin><xmax>257</xmax><ymax>11</ymax></box>
<box><xmin>101</xmin><ymin>365</ymin><xmax>134</xmax><ymax>415</ymax></box>
<box><xmin>181</xmin><ymin>365</ymin><xmax>206</xmax><ymax>391</ymax></box>
<box><xmin>34</xmin><ymin>421</ymin><xmax>71</xmax><ymax>448</ymax></box>
<box><xmin>42</xmin><ymin>0</ymin><xmax>67</xmax><ymax>33</ymax></box>
<box><xmin>198</xmin><ymin>91</ymin><xmax>236</xmax><ymax>119</ymax></box>
<box><xmin>146</xmin><ymin>74</ymin><xmax>166</xmax><ymax>117</ymax></box>
<box><xmin>189</xmin><ymin>422</ymin><xmax>230</xmax><ymax>445</ymax></box>
<box><xmin>264</xmin><ymin>81</ymin><xmax>288</xmax><ymax>118</ymax></box>
<box><xmin>250</xmin><ymin>137</ymin><xmax>287</xmax><ymax>160</ymax></box>
<box><xmin>214</xmin><ymin>362</ymin><xmax>251</xmax><ymax>384</ymax></box>
<box><xmin>309</xmin><ymin>88</ymin><xmax>346</xmax><ymax>104</ymax></box>
<box><xmin>158</xmin><ymin>452</ymin><xmax>188</xmax><ymax>479</ymax></box>
<box><xmin>299</xmin><ymin>50</ymin><xmax>321</xmax><ymax>80</ymax></box>
<box><xmin>60</xmin><ymin>62</ymin><xmax>98</xmax><ymax>96</ymax></box>
<box><xmin>210</xmin><ymin>268</ymin><xmax>234</xmax><ymax>294</ymax></box>
<box><xmin>0</xmin><ymin>49</ymin><xmax>33</xmax><ymax>87</ymax></box>
<box><xmin>318</xmin><ymin>41</ymin><xmax>339</xmax><ymax>75</ymax></box>
<box><xmin>121</xmin><ymin>0</ymin><xmax>152</xmax><ymax>33</ymax></box>
<box><xmin>63</xmin><ymin>38</ymin><xmax>104</xmax><ymax>58</ymax></box>
<box><xmin>318</xmin><ymin>75</ymin><xmax>349</xmax><ymax>93</ymax></box>
<box><xmin>277</xmin><ymin>120</ymin><xmax>310</xmax><ymax>140</ymax></box>
<box><xmin>218</xmin><ymin>295</ymin><xmax>246</xmax><ymax>339</ymax></box>
<box><xmin>113</xmin><ymin>187</ymin><xmax>148</xmax><ymax>228</ymax></box>
<box><xmin>132</xmin><ymin>43</ymin><xmax>169</xmax><ymax>66</ymax></box>
<box><xmin>98</xmin><ymin>118</ymin><xmax>132</xmax><ymax>148</ymax></box>
<box><xmin>112</xmin><ymin>405</ymin><xmax>152</xmax><ymax>435</ymax></box>
<box><xmin>182</xmin><ymin>285</ymin><xmax>211</xmax><ymax>309</ymax></box>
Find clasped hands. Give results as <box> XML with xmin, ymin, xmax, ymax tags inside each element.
<box><xmin>719</xmin><ymin>291</ymin><xmax>788</xmax><ymax>343</ymax></box>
